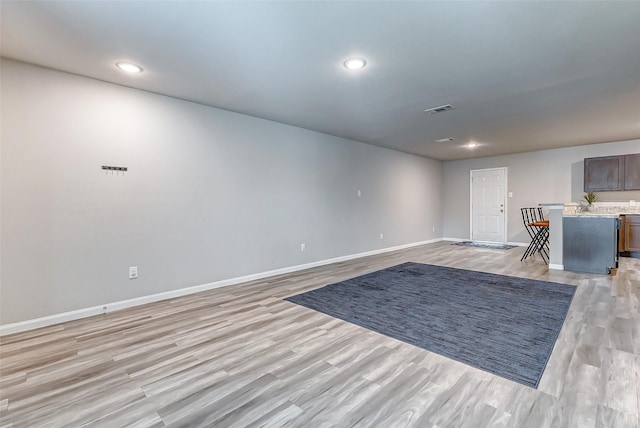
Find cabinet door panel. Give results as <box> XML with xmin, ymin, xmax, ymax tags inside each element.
<box><xmin>584</xmin><ymin>156</ymin><xmax>624</xmax><ymax>191</ymax></box>
<box><xmin>625</xmin><ymin>215</ymin><xmax>640</xmax><ymax>252</ymax></box>
<box><xmin>624</xmin><ymin>154</ymin><xmax>640</xmax><ymax>190</ymax></box>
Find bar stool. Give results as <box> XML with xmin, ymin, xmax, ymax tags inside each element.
<box><xmin>521</xmin><ymin>208</ymin><xmax>549</xmax><ymax>264</ymax></box>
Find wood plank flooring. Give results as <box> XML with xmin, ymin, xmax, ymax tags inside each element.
<box><xmin>1</xmin><ymin>241</ymin><xmax>638</xmax><ymax>427</ymax></box>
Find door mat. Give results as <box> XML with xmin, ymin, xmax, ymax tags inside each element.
<box><xmin>453</xmin><ymin>241</ymin><xmax>516</xmax><ymax>250</ymax></box>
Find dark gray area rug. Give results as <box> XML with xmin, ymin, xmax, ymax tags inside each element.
<box><xmin>285</xmin><ymin>262</ymin><xmax>575</xmax><ymax>388</ymax></box>
<box><xmin>453</xmin><ymin>241</ymin><xmax>516</xmax><ymax>250</ymax></box>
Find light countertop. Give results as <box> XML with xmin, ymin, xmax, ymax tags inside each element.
<box><xmin>563</xmin><ymin>213</ymin><xmax>621</xmax><ymax>218</ymax></box>
<box><xmin>542</xmin><ymin>202</ymin><xmax>640</xmax><ymax>217</ymax></box>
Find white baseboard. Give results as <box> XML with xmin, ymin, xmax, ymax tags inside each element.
<box><xmin>1</xmin><ymin>238</ymin><xmax>444</xmax><ymax>336</ymax></box>
<box><xmin>549</xmin><ymin>263</ymin><xmax>564</xmax><ymax>270</ymax></box>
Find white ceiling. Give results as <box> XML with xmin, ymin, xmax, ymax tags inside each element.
<box><xmin>2</xmin><ymin>1</ymin><xmax>640</xmax><ymax>160</ymax></box>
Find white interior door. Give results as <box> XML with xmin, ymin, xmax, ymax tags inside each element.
<box><xmin>471</xmin><ymin>168</ymin><xmax>507</xmax><ymax>242</ymax></box>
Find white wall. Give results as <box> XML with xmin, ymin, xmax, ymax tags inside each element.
<box><xmin>442</xmin><ymin>140</ymin><xmax>640</xmax><ymax>243</ymax></box>
<box><xmin>0</xmin><ymin>59</ymin><xmax>443</xmax><ymax>325</ymax></box>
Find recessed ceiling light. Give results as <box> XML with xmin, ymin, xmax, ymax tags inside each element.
<box><xmin>435</xmin><ymin>138</ymin><xmax>454</xmax><ymax>143</ymax></box>
<box><xmin>116</xmin><ymin>62</ymin><xmax>143</xmax><ymax>73</ymax></box>
<box><xmin>465</xmin><ymin>142</ymin><xmax>479</xmax><ymax>148</ymax></box>
<box><xmin>343</xmin><ymin>58</ymin><xmax>367</xmax><ymax>70</ymax></box>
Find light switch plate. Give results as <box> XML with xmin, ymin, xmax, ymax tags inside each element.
<box><xmin>129</xmin><ymin>266</ymin><xmax>138</xmax><ymax>279</ymax></box>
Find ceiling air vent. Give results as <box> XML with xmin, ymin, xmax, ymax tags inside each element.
<box><xmin>425</xmin><ymin>104</ymin><xmax>454</xmax><ymax>114</ymax></box>
<box><xmin>435</xmin><ymin>138</ymin><xmax>454</xmax><ymax>143</ymax></box>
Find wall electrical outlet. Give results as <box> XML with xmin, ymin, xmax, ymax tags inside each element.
<box><xmin>357</xmin><ymin>190</ymin><xmax>362</xmax><ymax>197</ymax></box>
<box><xmin>129</xmin><ymin>266</ymin><xmax>138</xmax><ymax>279</ymax></box>
<box><xmin>433</xmin><ymin>226</ymin><xmax>436</xmax><ymax>232</ymax></box>
<box><xmin>508</xmin><ymin>192</ymin><xmax>513</xmax><ymax>198</ymax></box>
<box><xmin>300</xmin><ymin>243</ymin><xmax>306</xmax><ymax>252</ymax></box>
<box><xmin>379</xmin><ymin>233</ymin><xmax>384</xmax><ymax>239</ymax></box>
<box><xmin>631</xmin><ymin>200</ymin><xmax>636</xmax><ymax>206</ymax></box>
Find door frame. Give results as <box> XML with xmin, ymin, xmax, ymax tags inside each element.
<box><xmin>470</xmin><ymin>167</ymin><xmax>508</xmax><ymax>243</ymax></box>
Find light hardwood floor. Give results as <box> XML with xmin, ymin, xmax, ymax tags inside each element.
<box><xmin>1</xmin><ymin>242</ymin><xmax>638</xmax><ymax>427</ymax></box>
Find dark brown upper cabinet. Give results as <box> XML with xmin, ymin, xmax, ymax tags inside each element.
<box><xmin>584</xmin><ymin>153</ymin><xmax>640</xmax><ymax>192</ymax></box>
<box><xmin>624</xmin><ymin>154</ymin><xmax>640</xmax><ymax>190</ymax></box>
<box><xmin>584</xmin><ymin>155</ymin><xmax>624</xmax><ymax>191</ymax></box>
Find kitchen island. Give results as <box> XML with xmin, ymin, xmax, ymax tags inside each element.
<box><xmin>562</xmin><ymin>214</ymin><xmax>619</xmax><ymax>274</ymax></box>
<box><xmin>540</xmin><ymin>202</ymin><xmax>639</xmax><ymax>273</ymax></box>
